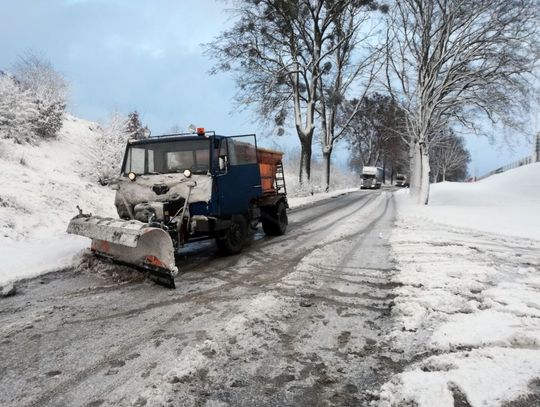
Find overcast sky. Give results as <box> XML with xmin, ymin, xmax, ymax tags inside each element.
<box><xmin>0</xmin><ymin>0</ymin><xmax>535</xmax><ymax>175</ymax></box>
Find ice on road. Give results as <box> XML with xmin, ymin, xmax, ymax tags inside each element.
<box><xmin>0</xmin><ymin>189</ymin><xmax>401</xmax><ymax>407</ymax></box>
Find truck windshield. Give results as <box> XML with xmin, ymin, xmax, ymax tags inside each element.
<box><xmin>362</xmin><ymin>174</ymin><xmax>375</xmax><ymax>179</ymax></box>
<box><xmin>123</xmin><ymin>139</ymin><xmax>211</xmax><ymax>175</ymax></box>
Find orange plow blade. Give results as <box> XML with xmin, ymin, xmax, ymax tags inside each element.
<box><xmin>68</xmin><ymin>216</ymin><xmax>178</xmax><ymax>288</ymax></box>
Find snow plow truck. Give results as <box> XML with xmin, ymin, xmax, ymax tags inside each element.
<box><xmin>67</xmin><ymin>129</ymin><xmax>288</xmax><ymax>288</ymax></box>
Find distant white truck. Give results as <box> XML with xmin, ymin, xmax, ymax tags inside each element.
<box><xmin>360</xmin><ymin>166</ymin><xmax>383</xmax><ymax>189</ymax></box>
<box><xmin>395</xmin><ymin>173</ymin><xmax>408</xmax><ymax>187</ymax></box>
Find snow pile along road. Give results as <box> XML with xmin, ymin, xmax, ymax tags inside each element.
<box><xmin>401</xmin><ymin>163</ymin><xmax>540</xmax><ymax>240</ymax></box>
<box><xmin>0</xmin><ymin>115</ymin><xmax>116</xmax><ymax>284</ymax></box>
<box><xmin>379</xmin><ymin>163</ymin><xmax>540</xmax><ymax>407</ymax></box>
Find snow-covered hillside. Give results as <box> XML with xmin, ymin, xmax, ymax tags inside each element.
<box><xmin>0</xmin><ymin>114</ymin><xmax>116</xmax><ymax>283</ymax></box>
<box><xmin>383</xmin><ymin>164</ymin><xmax>540</xmax><ymax>406</ymax></box>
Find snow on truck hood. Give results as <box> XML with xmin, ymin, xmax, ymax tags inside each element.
<box><xmin>114</xmin><ymin>173</ymin><xmax>213</xmax><ymax>206</ymax></box>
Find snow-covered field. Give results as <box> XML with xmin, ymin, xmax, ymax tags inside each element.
<box><xmin>380</xmin><ymin>163</ymin><xmax>540</xmax><ymax>406</ymax></box>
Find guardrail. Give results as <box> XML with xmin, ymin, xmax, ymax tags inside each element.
<box><xmin>476</xmin><ymin>154</ymin><xmax>535</xmax><ymax>181</ymax></box>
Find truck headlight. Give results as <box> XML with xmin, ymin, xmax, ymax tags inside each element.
<box><xmin>183</xmin><ymin>169</ymin><xmax>192</xmax><ymax>178</ymax></box>
<box><xmin>128</xmin><ymin>172</ymin><xmax>137</xmax><ymax>181</ymax></box>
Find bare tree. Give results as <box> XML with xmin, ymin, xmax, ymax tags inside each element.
<box><xmin>207</xmin><ymin>1</ymin><xmax>315</xmax><ymax>184</ymax></box>
<box><xmin>207</xmin><ymin>0</ymin><xmax>384</xmax><ymax>186</ymax></box>
<box><xmin>430</xmin><ymin>129</ymin><xmax>471</xmax><ymax>182</ymax></box>
<box><xmin>385</xmin><ymin>0</ymin><xmax>538</xmax><ymax>204</ymax></box>
<box><xmin>126</xmin><ymin>110</ymin><xmax>150</xmax><ymax>139</ymax></box>
<box><xmin>169</xmin><ymin>124</ymin><xmax>182</xmax><ymax>134</ymax></box>
<box><xmin>347</xmin><ymin>93</ymin><xmax>408</xmax><ymax>177</ymax></box>
<box><xmin>88</xmin><ymin>111</ymin><xmax>129</xmax><ymax>185</ymax></box>
<box><xmin>317</xmin><ymin>2</ymin><xmax>386</xmax><ymax>191</ymax></box>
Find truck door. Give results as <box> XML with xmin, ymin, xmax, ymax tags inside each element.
<box><xmin>215</xmin><ymin>135</ymin><xmax>262</xmax><ymax>216</ymax></box>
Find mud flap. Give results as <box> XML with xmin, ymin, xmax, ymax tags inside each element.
<box><xmin>68</xmin><ymin>216</ymin><xmax>178</xmax><ymax>288</ymax></box>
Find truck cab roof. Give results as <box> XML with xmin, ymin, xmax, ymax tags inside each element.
<box><xmin>128</xmin><ymin>133</ymin><xmax>228</xmax><ymax>146</ymax></box>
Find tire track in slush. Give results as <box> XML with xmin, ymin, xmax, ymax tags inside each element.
<box><xmin>36</xmin><ymin>192</ymin><xmax>383</xmax><ymax>332</ymax></box>
<box><xmin>210</xmin><ymin>193</ymin><xmax>398</xmax><ymax>406</ymax></box>
<box><xmin>4</xmin><ymin>190</ymin><xmax>394</xmax><ymax>407</ymax></box>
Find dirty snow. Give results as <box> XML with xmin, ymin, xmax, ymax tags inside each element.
<box><xmin>287</xmin><ymin>187</ymin><xmax>359</xmax><ymax>209</ymax></box>
<box><xmin>380</xmin><ymin>163</ymin><xmax>540</xmax><ymax>407</ymax></box>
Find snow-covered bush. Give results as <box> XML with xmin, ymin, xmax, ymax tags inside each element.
<box><xmin>0</xmin><ymin>73</ymin><xmax>39</xmax><ymax>143</ymax></box>
<box><xmin>88</xmin><ymin>111</ymin><xmax>130</xmax><ymax>184</ymax></box>
<box><xmin>0</xmin><ymin>55</ymin><xmax>68</xmax><ymax>144</ymax></box>
<box><xmin>14</xmin><ymin>54</ymin><xmax>69</xmax><ymax>140</ymax></box>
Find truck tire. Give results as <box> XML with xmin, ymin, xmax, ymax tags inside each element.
<box><xmin>216</xmin><ymin>215</ymin><xmax>248</xmax><ymax>255</ymax></box>
<box><xmin>262</xmin><ymin>201</ymin><xmax>288</xmax><ymax>236</ymax></box>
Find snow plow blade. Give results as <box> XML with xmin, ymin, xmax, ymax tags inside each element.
<box><xmin>67</xmin><ymin>216</ymin><xmax>178</xmax><ymax>288</ymax></box>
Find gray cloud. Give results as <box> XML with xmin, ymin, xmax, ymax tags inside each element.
<box><xmin>0</xmin><ymin>0</ymin><xmax>533</xmax><ymax>175</ymax></box>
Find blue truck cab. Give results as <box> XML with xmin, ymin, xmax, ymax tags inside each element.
<box><xmin>116</xmin><ymin>130</ymin><xmax>288</xmax><ymax>255</ymax></box>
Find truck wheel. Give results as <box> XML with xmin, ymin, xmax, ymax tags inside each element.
<box><xmin>262</xmin><ymin>202</ymin><xmax>288</xmax><ymax>236</ymax></box>
<box><xmin>216</xmin><ymin>216</ymin><xmax>248</xmax><ymax>255</ymax></box>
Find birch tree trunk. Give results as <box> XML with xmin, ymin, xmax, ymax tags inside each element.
<box><xmin>322</xmin><ymin>146</ymin><xmax>332</xmax><ymax>192</ymax></box>
<box><xmin>408</xmin><ymin>136</ymin><xmax>416</xmax><ymax>188</ymax></box>
<box><xmin>299</xmin><ymin>137</ymin><xmax>313</xmax><ymax>184</ymax></box>
<box><xmin>419</xmin><ymin>144</ymin><xmax>430</xmax><ymax>205</ymax></box>
<box><xmin>410</xmin><ymin>140</ymin><xmax>423</xmax><ymax>199</ymax></box>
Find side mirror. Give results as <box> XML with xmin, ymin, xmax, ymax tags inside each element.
<box><xmin>219</xmin><ymin>155</ymin><xmax>228</xmax><ymax>171</ymax></box>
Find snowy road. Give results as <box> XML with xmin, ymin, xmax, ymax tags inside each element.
<box><xmin>0</xmin><ymin>189</ymin><xmax>402</xmax><ymax>407</ymax></box>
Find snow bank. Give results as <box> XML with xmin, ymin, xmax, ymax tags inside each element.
<box><xmin>0</xmin><ymin>114</ymin><xmax>116</xmax><ymax>284</ymax></box>
<box><xmin>381</xmin><ymin>163</ymin><xmax>540</xmax><ymax>406</ymax></box>
<box><xmin>379</xmin><ymin>348</ymin><xmax>540</xmax><ymax>407</ymax></box>
<box><xmin>396</xmin><ymin>162</ymin><xmax>540</xmax><ymax>240</ymax></box>
<box><xmin>287</xmin><ymin>187</ymin><xmax>358</xmax><ymax>209</ymax></box>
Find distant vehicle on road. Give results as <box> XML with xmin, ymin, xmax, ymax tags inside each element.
<box><xmin>360</xmin><ymin>166</ymin><xmax>383</xmax><ymax>189</ymax></box>
<box><xmin>395</xmin><ymin>173</ymin><xmax>408</xmax><ymax>187</ymax></box>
